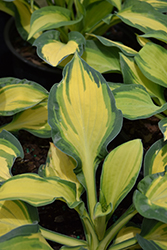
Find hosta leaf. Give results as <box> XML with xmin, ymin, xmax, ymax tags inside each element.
<box><xmin>140</xmin><ymin>0</ymin><xmax>167</xmax><ymax>12</ymax></box>
<box><xmin>87</xmin><ymin>34</ymin><xmax>137</xmax><ymax>56</ymax></box>
<box><xmin>39</xmin><ymin>142</ymin><xmax>83</xmax><ymax>200</ymax></box>
<box><xmin>133</xmin><ymin>170</ymin><xmax>167</xmax><ymax>223</ymax></box>
<box><xmin>0</xmin><ymin>173</ymin><xmax>80</xmax><ymax>208</ymax></box>
<box><xmin>111</xmin><ymin>225</ymin><xmax>141</xmax><ymax>249</ymax></box>
<box><xmin>0</xmin><ymin>77</ymin><xmax>48</xmax><ymax>116</ymax></box>
<box><xmin>33</xmin><ymin>30</ymin><xmax>86</xmax><ymax>67</ymax></box>
<box><xmin>28</xmin><ymin>6</ymin><xmax>82</xmax><ymax>39</ymax></box>
<box><xmin>106</xmin><ymin>0</ymin><xmax>121</xmax><ymax>11</ymax></box>
<box><xmin>81</xmin><ymin>40</ymin><xmax>121</xmax><ymax>73</ymax></box>
<box><xmin>120</xmin><ymin>53</ymin><xmax>165</xmax><ymax>105</ymax></box>
<box><xmin>0</xmin><ymin>99</ymin><xmax>51</xmax><ymax>138</ymax></box>
<box><xmin>136</xmin><ymin>34</ymin><xmax>150</xmax><ymax>47</ymax></box>
<box><xmin>158</xmin><ymin>118</ymin><xmax>167</xmax><ymax>141</ymax></box>
<box><xmin>13</xmin><ymin>0</ymin><xmax>40</xmax><ymax>41</ymax></box>
<box><xmin>100</xmin><ymin>140</ymin><xmax>143</xmax><ymax>213</ymax></box>
<box><xmin>0</xmin><ymin>130</ymin><xmax>24</xmax><ymax>183</ymax></box>
<box><xmin>0</xmin><ymin>0</ymin><xmax>15</xmax><ymax>16</ymax></box>
<box><xmin>0</xmin><ymin>200</ymin><xmax>38</xmax><ymax>236</ymax></box>
<box><xmin>84</xmin><ymin>1</ymin><xmax>113</xmax><ymax>33</ymax></box>
<box><xmin>144</xmin><ymin>138</ymin><xmax>167</xmax><ymax>176</ymax></box>
<box><xmin>136</xmin><ymin>218</ymin><xmax>167</xmax><ymax>250</ymax></box>
<box><xmin>48</xmin><ymin>52</ymin><xmax>122</xmax><ymax>219</ymax></box>
<box><xmin>0</xmin><ymin>225</ymin><xmax>53</xmax><ymax>250</ymax></box>
<box><xmin>117</xmin><ymin>0</ymin><xmax>167</xmax><ymax>43</ymax></box>
<box><xmin>135</xmin><ymin>43</ymin><xmax>167</xmax><ymax>88</ymax></box>
<box><xmin>112</xmin><ymin>84</ymin><xmax>167</xmax><ymax>120</ymax></box>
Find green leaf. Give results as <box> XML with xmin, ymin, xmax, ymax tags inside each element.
<box><xmin>106</xmin><ymin>0</ymin><xmax>121</xmax><ymax>11</ymax></box>
<box><xmin>13</xmin><ymin>0</ymin><xmax>40</xmax><ymax>41</ymax></box>
<box><xmin>28</xmin><ymin>6</ymin><xmax>82</xmax><ymax>39</ymax></box>
<box><xmin>33</xmin><ymin>30</ymin><xmax>86</xmax><ymax>67</ymax></box>
<box><xmin>133</xmin><ymin>170</ymin><xmax>167</xmax><ymax>223</ymax></box>
<box><xmin>100</xmin><ymin>140</ymin><xmax>143</xmax><ymax>214</ymax></box>
<box><xmin>0</xmin><ymin>0</ymin><xmax>15</xmax><ymax>16</ymax></box>
<box><xmin>81</xmin><ymin>40</ymin><xmax>121</xmax><ymax>73</ymax></box>
<box><xmin>0</xmin><ymin>173</ymin><xmax>80</xmax><ymax>208</ymax></box>
<box><xmin>87</xmin><ymin>34</ymin><xmax>137</xmax><ymax>56</ymax></box>
<box><xmin>120</xmin><ymin>54</ymin><xmax>165</xmax><ymax>105</ymax></box>
<box><xmin>135</xmin><ymin>43</ymin><xmax>167</xmax><ymax>88</ymax></box>
<box><xmin>112</xmin><ymin>84</ymin><xmax>167</xmax><ymax>120</ymax></box>
<box><xmin>144</xmin><ymin>138</ymin><xmax>167</xmax><ymax>176</ymax></box>
<box><xmin>137</xmin><ymin>218</ymin><xmax>167</xmax><ymax>250</ymax></box>
<box><xmin>117</xmin><ymin>0</ymin><xmax>167</xmax><ymax>43</ymax></box>
<box><xmin>39</xmin><ymin>142</ymin><xmax>83</xmax><ymax>200</ymax></box>
<box><xmin>48</xmin><ymin>52</ymin><xmax>122</xmax><ymax>220</ymax></box>
<box><xmin>158</xmin><ymin>118</ymin><xmax>167</xmax><ymax>141</ymax></box>
<box><xmin>83</xmin><ymin>0</ymin><xmax>114</xmax><ymax>33</ymax></box>
<box><xmin>140</xmin><ymin>0</ymin><xmax>167</xmax><ymax>12</ymax></box>
<box><xmin>0</xmin><ymin>200</ymin><xmax>38</xmax><ymax>236</ymax></box>
<box><xmin>0</xmin><ymin>99</ymin><xmax>51</xmax><ymax>138</ymax></box>
<box><xmin>0</xmin><ymin>130</ymin><xmax>24</xmax><ymax>183</ymax></box>
<box><xmin>0</xmin><ymin>77</ymin><xmax>48</xmax><ymax>116</ymax></box>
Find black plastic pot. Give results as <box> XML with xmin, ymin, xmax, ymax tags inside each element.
<box><xmin>4</xmin><ymin>18</ymin><xmax>62</xmax><ymax>90</ymax></box>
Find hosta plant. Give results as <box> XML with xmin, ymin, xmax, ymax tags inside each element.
<box><xmin>1</xmin><ymin>0</ymin><xmax>167</xmax><ymax>74</ymax></box>
<box><xmin>0</xmin><ymin>77</ymin><xmax>51</xmax><ymax>138</ymax></box>
<box><xmin>0</xmin><ymin>53</ymin><xmax>167</xmax><ymax>250</ymax></box>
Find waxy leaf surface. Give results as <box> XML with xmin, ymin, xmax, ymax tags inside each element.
<box><xmin>144</xmin><ymin>138</ymin><xmax>167</xmax><ymax>176</ymax></box>
<box><xmin>135</xmin><ymin>43</ymin><xmax>167</xmax><ymax>88</ymax></box>
<box><xmin>0</xmin><ymin>77</ymin><xmax>48</xmax><ymax>116</ymax></box>
<box><xmin>0</xmin><ymin>130</ymin><xmax>23</xmax><ymax>183</ymax></box>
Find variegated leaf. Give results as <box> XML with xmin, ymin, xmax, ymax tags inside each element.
<box><xmin>0</xmin><ymin>0</ymin><xmax>15</xmax><ymax>16</ymax></box>
<box><xmin>87</xmin><ymin>34</ymin><xmax>137</xmax><ymax>56</ymax></box>
<box><xmin>135</xmin><ymin>43</ymin><xmax>167</xmax><ymax>88</ymax></box>
<box><xmin>117</xmin><ymin>0</ymin><xmax>167</xmax><ymax>43</ymax></box>
<box><xmin>0</xmin><ymin>99</ymin><xmax>51</xmax><ymax>138</ymax></box>
<box><xmin>99</xmin><ymin>140</ymin><xmax>143</xmax><ymax>214</ymax></box>
<box><xmin>112</xmin><ymin>84</ymin><xmax>167</xmax><ymax>120</ymax></box>
<box><xmin>33</xmin><ymin>30</ymin><xmax>85</xmax><ymax>67</ymax></box>
<box><xmin>81</xmin><ymin>40</ymin><xmax>121</xmax><ymax>73</ymax></box>
<box><xmin>106</xmin><ymin>0</ymin><xmax>121</xmax><ymax>11</ymax></box>
<box><xmin>0</xmin><ymin>173</ymin><xmax>81</xmax><ymax>208</ymax></box>
<box><xmin>120</xmin><ymin>53</ymin><xmax>166</xmax><ymax>105</ymax></box>
<box><xmin>39</xmin><ymin>142</ymin><xmax>83</xmax><ymax>200</ymax></box>
<box><xmin>133</xmin><ymin>169</ymin><xmax>167</xmax><ymax>223</ymax></box>
<box><xmin>0</xmin><ymin>77</ymin><xmax>48</xmax><ymax>116</ymax></box>
<box><xmin>136</xmin><ymin>34</ymin><xmax>150</xmax><ymax>47</ymax></box>
<box><xmin>48</xmin><ymin>52</ymin><xmax>122</xmax><ymax>219</ymax></box>
<box><xmin>28</xmin><ymin>6</ymin><xmax>82</xmax><ymax>39</ymax></box>
<box><xmin>137</xmin><ymin>218</ymin><xmax>167</xmax><ymax>250</ymax></box>
<box><xmin>0</xmin><ymin>199</ymin><xmax>38</xmax><ymax>236</ymax></box>
<box><xmin>140</xmin><ymin>0</ymin><xmax>167</xmax><ymax>12</ymax></box>
<box><xmin>144</xmin><ymin>138</ymin><xmax>167</xmax><ymax>176</ymax></box>
<box><xmin>158</xmin><ymin>118</ymin><xmax>167</xmax><ymax>141</ymax></box>
<box><xmin>84</xmin><ymin>1</ymin><xmax>114</xmax><ymax>33</ymax></box>
<box><xmin>0</xmin><ymin>130</ymin><xmax>24</xmax><ymax>183</ymax></box>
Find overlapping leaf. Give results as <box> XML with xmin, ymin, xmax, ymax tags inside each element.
<box><xmin>135</xmin><ymin>43</ymin><xmax>167</xmax><ymax>88</ymax></box>
<box><xmin>0</xmin><ymin>0</ymin><xmax>15</xmax><ymax>16</ymax></box>
<box><xmin>112</xmin><ymin>84</ymin><xmax>167</xmax><ymax>119</ymax></box>
<box><xmin>99</xmin><ymin>140</ymin><xmax>143</xmax><ymax>214</ymax></box>
<box><xmin>0</xmin><ymin>173</ymin><xmax>81</xmax><ymax>208</ymax></box>
<box><xmin>0</xmin><ymin>77</ymin><xmax>48</xmax><ymax>116</ymax></box>
<box><xmin>158</xmin><ymin>118</ymin><xmax>167</xmax><ymax>141</ymax></box>
<box><xmin>0</xmin><ymin>99</ymin><xmax>51</xmax><ymax>138</ymax></box>
<box><xmin>120</xmin><ymin>53</ymin><xmax>166</xmax><ymax>105</ymax></box>
<box><xmin>87</xmin><ymin>34</ymin><xmax>137</xmax><ymax>56</ymax></box>
<box><xmin>134</xmin><ymin>169</ymin><xmax>167</xmax><ymax>223</ymax></box>
<box><xmin>33</xmin><ymin>30</ymin><xmax>86</xmax><ymax>67</ymax></box>
<box><xmin>117</xmin><ymin>0</ymin><xmax>167</xmax><ymax>43</ymax></box>
<box><xmin>140</xmin><ymin>0</ymin><xmax>167</xmax><ymax>12</ymax></box>
<box><xmin>0</xmin><ymin>130</ymin><xmax>23</xmax><ymax>183</ymax></box>
<box><xmin>144</xmin><ymin>138</ymin><xmax>167</xmax><ymax>176</ymax></box>
<box><xmin>39</xmin><ymin>142</ymin><xmax>83</xmax><ymax>200</ymax></box>
<box><xmin>137</xmin><ymin>218</ymin><xmax>167</xmax><ymax>250</ymax></box>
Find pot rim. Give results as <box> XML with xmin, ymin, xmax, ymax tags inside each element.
<box><xmin>4</xmin><ymin>17</ymin><xmax>61</xmax><ymax>74</ymax></box>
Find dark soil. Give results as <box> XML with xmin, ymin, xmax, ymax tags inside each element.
<box><xmin>0</xmin><ymin>115</ymin><xmax>161</xmax><ymax>249</ymax></box>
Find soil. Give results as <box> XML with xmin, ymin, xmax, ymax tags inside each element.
<box><xmin>0</xmin><ymin>114</ymin><xmax>162</xmax><ymax>249</ymax></box>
